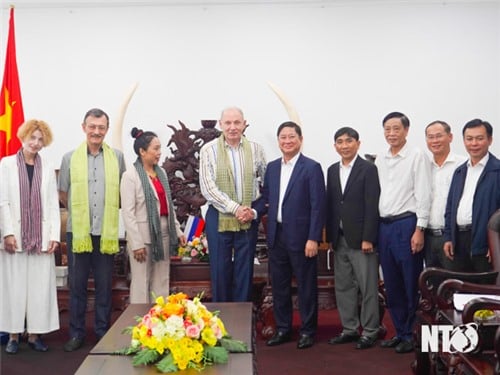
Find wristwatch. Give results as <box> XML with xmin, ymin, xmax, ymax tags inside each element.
<box><xmin>417</xmin><ymin>226</ymin><xmax>425</xmax><ymax>232</ymax></box>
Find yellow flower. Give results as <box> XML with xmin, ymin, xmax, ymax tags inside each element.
<box><xmin>201</xmin><ymin>326</ymin><xmax>217</xmax><ymax>346</ymax></box>
<box><xmin>155</xmin><ymin>295</ymin><xmax>165</xmax><ymax>307</ymax></box>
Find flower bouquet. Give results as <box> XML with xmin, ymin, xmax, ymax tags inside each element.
<box><xmin>178</xmin><ymin>235</ymin><xmax>209</xmax><ymax>262</ymax></box>
<box><xmin>117</xmin><ymin>293</ymin><xmax>247</xmax><ymax>373</ymax></box>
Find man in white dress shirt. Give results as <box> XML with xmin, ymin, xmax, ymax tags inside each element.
<box><xmin>424</xmin><ymin>121</ymin><xmax>466</xmax><ymax>268</ymax></box>
<box><xmin>376</xmin><ymin>112</ymin><xmax>431</xmax><ymax>354</ymax></box>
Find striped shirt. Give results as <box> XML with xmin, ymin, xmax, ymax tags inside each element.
<box><xmin>199</xmin><ymin>137</ymin><xmax>266</xmax><ymax>215</ymax></box>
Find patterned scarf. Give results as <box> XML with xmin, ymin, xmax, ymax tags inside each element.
<box><xmin>215</xmin><ymin>135</ymin><xmax>254</xmax><ymax>232</ymax></box>
<box><xmin>70</xmin><ymin>142</ymin><xmax>120</xmax><ymax>254</ymax></box>
<box><xmin>134</xmin><ymin>158</ymin><xmax>179</xmax><ymax>261</ymax></box>
<box><xmin>16</xmin><ymin>149</ymin><xmax>43</xmax><ymax>254</ymax></box>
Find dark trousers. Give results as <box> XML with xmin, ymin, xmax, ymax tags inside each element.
<box><xmin>443</xmin><ymin>230</ymin><xmax>492</xmax><ymax>273</ymax></box>
<box><xmin>378</xmin><ymin>215</ymin><xmax>423</xmax><ymax>341</ymax></box>
<box><xmin>269</xmin><ymin>225</ymin><xmax>318</xmax><ymax>336</ymax></box>
<box><xmin>67</xmin><ymin>233</ymin><xmax>114</xmax><ymax>339</ymax></box>
<box><xmin>205</xmin><ymin>206</ymin><xmax>258</xmax><ymax>302</ymax></box>
<box><xmin>423</xmin><ymin>232</ymin><xmax>446</xmax><ymax>268</ymax></box>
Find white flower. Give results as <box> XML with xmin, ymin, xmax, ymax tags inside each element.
<box><xmin>156</xmin><ymin>315</ymin><xmax>185</xmax><ymax>340</ymax></box>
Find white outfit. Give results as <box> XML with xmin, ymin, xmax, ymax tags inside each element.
<box><xmin>0</xmin><ymin>154</ymin><xmax>60</xmax><ymax>333</ymax></box>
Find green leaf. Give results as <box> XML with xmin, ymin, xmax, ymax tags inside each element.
<box><xmin>132</xmin><ymin>348</ymin><xmax>160</xmax><ymax>366</ymax></box>
<box><xmin>219</xmin><ymin>338</ymin><xmax>248</xmax><ymax>353</ymax></box>
<box><xmin>156</xmin><ymin>353</ymin><xmax>178</xmax><ymax>373</ymax></box>
<box><xmin>121</xmin><ymin>326</ymin><xmax>134</xmax><ymax>335</ymax></box>
<box><xmin>204</xmin><ymin>346</ymin><xmax>229</xmax><ymax>364</ymax></box>
<box><xmin>114</xmin><ymin>346</ymin><xmax>140</xmax><ymax>356</ymax></box>
<box><xmin>135</xmin><ymin>315</ymin><xmax>145</xmax><ymax>323</ymax></box>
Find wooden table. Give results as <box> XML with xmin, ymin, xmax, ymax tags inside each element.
<box><xmin>90</xmin><ymin>302</ymin><xmax>255</xmax><ymax>355</ymax></box>
<box><xmin>77</xmin><ymin>302</ymin><xmax>256</xmax><ymax>374</ymax></box>
<box><xmin>75</xmin><ymin>353</ymin><xmax>254</xmax><ymax>375</ymax></box>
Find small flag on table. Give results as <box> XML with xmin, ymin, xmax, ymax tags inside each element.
<box><xmin>183</xmin><ymin>215</ymin><xmax>206</xmax><ymax>242</ymax></box>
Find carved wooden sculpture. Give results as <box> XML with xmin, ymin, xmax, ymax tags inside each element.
<box><xmin>162</xmin><ymin>120</ymin><xmax>220</xmax><ymax>225</ymax></box>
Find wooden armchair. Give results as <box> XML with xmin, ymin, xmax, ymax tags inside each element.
<box><xmin>416</xmin><ymin>209</ymin><xmax>500</xmax><ymax>324</ymax></box>
<box><xmin>418</xmin><ymin>267</ymin><xmax>498</xmax><ymax>317</ymax></box>
<box><xmin>435</xmin><ymin>279</ymin><xmax>500</xmax><ymax>374</ymax></box>
<box><xmin>413</xmin><ymin>270</ymin><xmax>500</xmax><ymax>375</ymax></box>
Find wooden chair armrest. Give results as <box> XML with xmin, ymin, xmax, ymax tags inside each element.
<box><xmin>418</xmin><ymin>267</ymin><xmax>498</xmax><ymax>312</ymax></box>
<box><xmin>437</xmin><ymin>279</ymin><xmax>500</xmax><ymax>310</ymax></box>
<box><xmin>462</xmin><ymin>297</ymin><xmax>500</xmax><ymax>323</ymax></box>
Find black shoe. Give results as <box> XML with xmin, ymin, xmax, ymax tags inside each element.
<box><xmin>395</xmin><ymin>339</ymin><xmax>414</xmax><ymax>353</ymax></box>
<box><xmin>380</xmin><ymin>336</ymin><xmax>401</xmax><ymax>348</ymax></box>
<box><xmin>266</xmin><ymin>331</ymin><xmax>291</xmax><ymax>346</ymax></box>
<box><xmin>5</xmin><ymin>340</ymin><xmax>18</xmax><ymax>354</ymax></box>
<box><xmin>63</xmin><ymin>337</ymin><xmax>84</xmax><ymax>352</ymax></box>
<box><xmin>28</xmin><ymin>337</ymin><xmax>48</xmax><ymax>352</ymax></box>
<box><xmin>328</xmin><ymin>332</ymin><xmax>360</xmax><ymax>345</ymax></box>
<box><xmin>356</xmin><ymin>336</ymin><xmax>377</xmax><ymax>349</ymax></box>
<box><xmin>297</xmin><ymin>334</ymin><xmax>314</xmax><ymax>349</ymax></box>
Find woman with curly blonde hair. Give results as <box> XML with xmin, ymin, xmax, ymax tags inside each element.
<box><xmin>0</xmin><ymin>119</ymin><xmax>60</xmax><ymax>354</ymax></box>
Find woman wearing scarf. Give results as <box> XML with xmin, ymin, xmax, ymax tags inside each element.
<box><xmin>0</xmin><ymin>120</ymin><xmax>60</xmax><ymax>354</ymax></box>
<box><xmin>121</xmin><ymin>127</ymin><xmax>186</xmax><ymax>303</ymax></box>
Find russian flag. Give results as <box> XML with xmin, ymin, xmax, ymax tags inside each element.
<box><xmin>184</xmin><ymin>215</ymin><xmax>206</xmax><ymax>242</ymax></box>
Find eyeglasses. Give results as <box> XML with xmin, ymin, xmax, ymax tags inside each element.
<box><xmin>86</xmin><ymin>124</ymin><xmax>107</xmax><ymax>131</ymax></box>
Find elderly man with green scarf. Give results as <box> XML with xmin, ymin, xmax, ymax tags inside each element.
<box><xmin>58</xmin><ymin>108</ymin><xmax>126</xmax><ymax>352</ymax></box>
<box><xmin>199</xmin><ymin>107</ymin><xmax>266</xmax><ymax>302</ymax></box>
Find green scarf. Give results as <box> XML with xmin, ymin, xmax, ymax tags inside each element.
<box><xmin>70</xmin><ymin>142</ymin><xmax>120</xmax><ymax>254</ymax></box>
<box><xmin>216</xmin><ymin>135</ymin><xmax>254</xmax><ymax>232</ymax></box>
<box><xmin>133</xmin><ymin>158</ymin><xmax>179</xmax><ymax>261</ymax></box>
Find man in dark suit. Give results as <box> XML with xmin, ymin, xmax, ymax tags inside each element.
<box><xmin>443</xmin><ymin>119</ymin><xmax>500</xmax><ymax>272</ymax></box>
<box><xmin>258</xmin><ymin>121</ymin><xmax>326</xmax><ymax>350</ymax></box>
<box><xmin>325</xmin><ymin>127</ymin><xmax>381</xmax><ymax>350</ymax></box>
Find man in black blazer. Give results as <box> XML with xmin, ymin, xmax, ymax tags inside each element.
<box><xmin>258</xmin><ymin>121</ymin><xmax>326</xmax><ymax>350</ymax></box>
<box><xmin>325</xmin><ymin>127</ymin><xmax>381</xmax><ymax>349</ymax></box>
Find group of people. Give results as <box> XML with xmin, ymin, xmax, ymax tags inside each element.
<box><xmin>0</xmin><ymin>106</ymin><xmax>498</xmax><ymax>358</ymax></box>
<box><xmin>0</xmin><ymin>108</ymin><xmax>186</xmax><ymax>354</ymax></box>
<box><xmin>201</xmin><ymin>108</ymin><xmax>500</xmax><ymax>354</ymax></box>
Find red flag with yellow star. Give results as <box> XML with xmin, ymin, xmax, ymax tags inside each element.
<box><xmin>0</xmin><ymin>8</ymin><xmax>24</xmax><ymax>158</ymax></box>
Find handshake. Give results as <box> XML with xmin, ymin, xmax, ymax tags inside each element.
<box><xmin>235</xmin><ymin>205</ymin><xmax>255</xmax><ymax>224</ymax></box>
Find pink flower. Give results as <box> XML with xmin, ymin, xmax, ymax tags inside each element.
<box><xmin>201</xmin><ymin>237</ymin><xmax>208</xmax><ymax>249</ymax></box>
<box><xmin>141</xmin><ymin>313</ymin><xmax>153</xmax><ymax>329</ymax></box>
<box><xmin>185</xmin><ymin>324</ymin><xmax>201</xmax><ymax>338</ymax></box>
<box><xmin>190</xmin><ymin>249</ymin><xmax>198</xmax><ymax>257</ymax></box>
<box><xmin>211</xmin><ymin>323</ymin><xmax>223</xmax><ymax>339</ymax></box>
